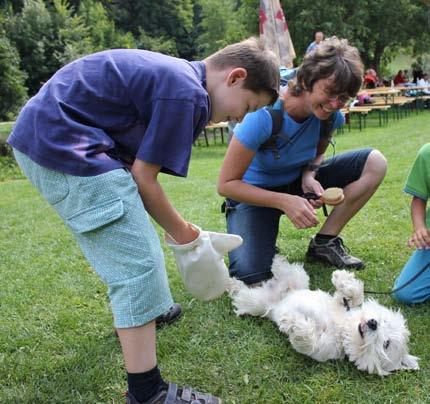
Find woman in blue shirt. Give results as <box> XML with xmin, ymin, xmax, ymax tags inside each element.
<box><xmin>218</xmin><ymin>37</ymin><xmax>388</xmax><ymax>285</ymax></box>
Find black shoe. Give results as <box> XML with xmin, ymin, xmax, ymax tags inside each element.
<box><xmin>155</xmin><ymin>303</ymin><xmax>182</xmax><ymax>328</ymax></box>
<box><xmin>126</xmin><ymin>382</ymin><xmax>221</xmax><ymax>404</ymax></box>
<box><xmin>306</xmin><ymin>236</ymin><xmax>365</xmax><ymax>270</ymax></box>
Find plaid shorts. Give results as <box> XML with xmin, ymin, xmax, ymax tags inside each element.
<box><xmin>13</xmin><ymin>149</ymin><xmax>173</xmax><ymax>328</ymax></box>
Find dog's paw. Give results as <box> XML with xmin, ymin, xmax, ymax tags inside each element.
<box><xmin>332</xmin><ymin>270</ymin><xmax>364</xmax><ymax>308</ymax></box>
<box><xmin>226</xmin><ymin>277</ymin><xmax>245</xmax><ymax>296</ymax></box>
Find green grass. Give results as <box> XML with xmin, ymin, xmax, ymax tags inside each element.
<box><xmin>0</xmin><ymin>122</ymin><xmax>13</xmax><ymax>142</ymax></box>
<box><xmin>1</xmin><ymin>112</ymin><xmax>430</xmax><ymax>403</ymax></box>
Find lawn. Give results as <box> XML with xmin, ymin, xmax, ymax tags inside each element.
<box><xmin>1</xmin><ymin>112</ymin><xmax>429</xmax><ymax>403</ymax></box>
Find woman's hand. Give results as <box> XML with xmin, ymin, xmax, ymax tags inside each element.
<box><xmin>302</xmin><ymin>172</ymin><xmax>325</xmax><ymax>208</ymax></box>
<box><xmin>280</xmin><ymin>193</ymin><xmax>319</xmax><ymax>229</ymax></box>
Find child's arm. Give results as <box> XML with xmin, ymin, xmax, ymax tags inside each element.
<box><xmin>408</xmin><ymin>196</ymin><xmax>430</xmax><ymax>249</ymax></box>
<box><xmin>131</xmin><ymin>158</ymin><xmax>199</xmax><ymax>244</ymax></box>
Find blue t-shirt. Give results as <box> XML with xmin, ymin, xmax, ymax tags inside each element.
<box><xmin>306</xmin><ymin>41</ymin><xmax>319</xmax><ymax>54</ymax></box>
<box><xmin>8</xmin><ymin>49</ymin><xmax>210</xmax><ymax>177</ymax></box>
<box><xmin>234</xmin><ymin>107</ymin><xmax>344</xmax><ymax>187</ymax></box>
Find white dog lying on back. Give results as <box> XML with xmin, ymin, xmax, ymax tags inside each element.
<box><xmin>228</xmin><ymin>255</ymin><xmax>419</xmax><ymax>376</ymax></box>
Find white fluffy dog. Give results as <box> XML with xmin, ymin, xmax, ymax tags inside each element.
<box><xmin>228</xmin><ymin>255</ymin><xmax>419</xmax><ymax>376</ymax></box>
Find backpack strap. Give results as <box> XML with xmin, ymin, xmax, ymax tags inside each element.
<box><xmin>316</xmin><ymin>113</ymin><xmax>335</xmax><ymax>155</ymax></box>
<box><xmin>260</xmin><ymin>108</ymin><xmax>284</xmax><ymax>160</ymax></box>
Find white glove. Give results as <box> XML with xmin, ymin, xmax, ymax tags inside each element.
<box><xmin>165</xmin><ymin>224</ymin><xmax>243</xmax><ymax>301</ymax></box>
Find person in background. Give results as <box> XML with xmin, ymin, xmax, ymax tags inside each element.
<box><xmin>306</xmin><ymin>31</ymin><xmax>324</xmax><ymax>54</ymax></box>
<box><xmin>393</xmin><ymin>143</ymin><xmax>430</xmax><ymax>304</ymax></box>
<box><xmin>7</xmin><ymin>38</ymin><xmax>280</xmax><ymax>403</ymax></box>
<box><xmin>363</xmin><ymin>68</ymin><xmax>379</xmax><ymax>89</ymax></box>
<box><xmin>218</xmin><ymin>37</ymin><xmax>388</xmax><ymax>286</ymax></box>
<box><xmin>412</xmin><ymin>57</ymin><xmax>424</xmax><ymax>84</ymax></box>
<box><xmin>393</xmin><ymin>70</ymin><xmax>407</xmax><ymax>86</ymax></box>
<box><xmin>417</xmin><ymin>73</ymin><xmax>430</xmax><ymax>95</ymax></box>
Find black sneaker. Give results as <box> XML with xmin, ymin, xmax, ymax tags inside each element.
<box><xmin>126</xmin><ymin>382</ymin><xmax>221</xmax><ymax>404</ymax></box>
<box><xmin>306</xmin><ymin>236</ymin><xmax>365</xmax><ymax>270</ymax></box>
<box><xmin>155</xmin><ymin>303</ymin><xmax>182</xmax><ymax>328</ymax></box>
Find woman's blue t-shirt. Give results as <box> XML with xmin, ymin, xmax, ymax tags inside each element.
<box><xmin>234</xmin><ymin>107</ymin><xmax>344</xmax><ymax>187</ymax></box>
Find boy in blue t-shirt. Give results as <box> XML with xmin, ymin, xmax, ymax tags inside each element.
<box><xmin>393</xmin><ymin>143</ymin><xmax>430</xmax><ymax>304</ymax></box>
<box><xmin>8</xmin><ymin>38</ymin><xmax>279</xmax><ymax>403</ymax></box>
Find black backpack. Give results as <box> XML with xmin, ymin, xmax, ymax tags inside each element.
<box><xmin>260</xmin><ymin>105</ymin><xmax>335</xmax><ymax>160</ymax></box>
<box><xmin>261</xmin><ymin>66</ymin><xmax>335</xmax><ymax>160</ymax></box>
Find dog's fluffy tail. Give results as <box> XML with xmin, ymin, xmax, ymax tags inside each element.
<box><xmin>230</xmin><ymin>281</ymin><xmax>277</xmax><ymax>317</ymax></box>
<box><xmin>271</xmin><ymin>255</ymin><xmax>309</xmax><ymax>291</ymax></box>
<box><xmin>228</xmin><ymin>255</ymin><xmax>309</xmax><ymax>317</ymax></box>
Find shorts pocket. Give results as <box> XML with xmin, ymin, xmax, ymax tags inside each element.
<box><xmin>66</xmin><ymin>198</ymin><xmax>124</xmax><ymax>233</ymax></box>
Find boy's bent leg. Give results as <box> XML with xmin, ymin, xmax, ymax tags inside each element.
<box><xmin>393</xmin><ymin>249</ymin><xmax>430</xmax><ymax>304</ymax></box>
<box><xmin>226</xmin><ymin>199</ymin><xmax>282</xmax><ymax>285</ymax></box>
<box><xmin>308</xmin><ymin>148</ymin><xmax>387</xmax><ymax>269</ymax></box>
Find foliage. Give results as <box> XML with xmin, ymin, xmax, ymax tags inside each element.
<box><xmin>0</xmin><ymin>20</ymin><xmax>27</xmax><ymax>120</ymax></box>
<box><xmin>78</xmin><ymin>0</ymin><xmax>135</xmax><ymax>51</ymax></box>
<box><xmin>51</xmin><ymin>0</ymin><xmax>93</xmax><ymax>65</ymax></box>
<box><xmin>280</xmin><ymin>0</ymin><xmax>428</xmax><ymax>73</ymax></box>
<box><xmin>197</xmin><ymin>0</ymin><xmax>253</xmax><ymax>57</ymax></box>
<box><xmin>109</xmin><ymin>0</ymin><xmax>197</xmax><ymax>59</ymax></box>
<box><xmin>6</xmin><ymin>0</ymin><xmax>58</xmax><ymax>94</ymax></box>
<box><xmin>136</xmin><ymin>28</ymin><xmax>179</xmax><ymax>56</ymax></box>
<box><xmin>1</xmin><ymin>0</ymin><xmax>430</xmax><ymax>118</ymax></box>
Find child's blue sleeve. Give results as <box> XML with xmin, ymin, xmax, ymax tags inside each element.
<box><xmin>233</xmin><ymin>108</ymin><xmax>272</xmax><ymax>152</ymax></box>
<box><xmin>332</xmin><ymin>110</ymin><xmax>345</xmax><ymax>130</ymax></box>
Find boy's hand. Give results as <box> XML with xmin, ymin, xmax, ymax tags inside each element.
<box><xmin>166</xmin><ymin>225</ymin><xmax>243</xmax><ymax>301</ymax></box>
<box><xmin>174</xmin><ymin>222</ymin><xmax>200</xmax><ymax>244</ymax></box>
<box><xmin>408</xmin><ymin>228</ymin><xmax>430</xmax><ymax>249</ymax></box>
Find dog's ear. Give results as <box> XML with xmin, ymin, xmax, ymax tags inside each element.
<box><xmin>208</xmin><ymin>232</ymin><xmax>243</xmax><ymax>255</ymax></box>
<box><xmin>400</xmin><ymin>354</ymin><xmax>419</xmax><ymax>371</ymax></box>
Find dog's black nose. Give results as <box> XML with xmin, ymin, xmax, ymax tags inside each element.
<box><xmin>367</xmin><ymin>319</ymin><xmax>377</xmax><ymax>330</ymax></box>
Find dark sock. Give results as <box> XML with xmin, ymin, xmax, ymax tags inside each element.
<box><xmin>314</xmin><ymin>233</ymin><xmax>337</xmax><ymax>244</ymax></box>
<box><xmin>127</xmin><ymin>366</ymin><xmax>167</xmax><ymax>403</ymax></box>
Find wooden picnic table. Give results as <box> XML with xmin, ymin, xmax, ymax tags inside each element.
<box><xmin>196</xmin><ymin>121</ymin><xmax>228</xmax><ymax>146</ymax></box>
<box><xmin>358</xmin><ymin>87</ymin><xmax>400</xmax><ymax>105</ymax></box>
<box><xmin>395</xmin><ymin>85</ymin><xmax>430</xmax><ymax>92</ymax></box>
<box><xmin>341</xmin><ymin>106</ymin><xmax>372</xmax><ymax>131</ymax></box>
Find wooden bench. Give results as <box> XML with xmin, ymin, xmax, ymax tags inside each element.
<box><xmin>343</xmin><ymin>106</ymin><xmax>372</xmax><ymax>131</ymax></box>
<box><xmin>195</xmin><ymin>121</ymin><xmax>229</xmax><ymax>146</ymax></box>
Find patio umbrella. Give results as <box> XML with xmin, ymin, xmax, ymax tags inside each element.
<box><xmin>259</xmin><ymin>0</ymin><xmax>296</xmax><ymax>67</ymax></box>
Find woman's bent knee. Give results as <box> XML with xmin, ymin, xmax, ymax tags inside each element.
<box><xmin>367</xmin><ymin>149</ymin><xmax>387</xmax><ymax>177</ymax></box>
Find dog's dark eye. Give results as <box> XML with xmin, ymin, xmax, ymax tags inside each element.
<box><xmin>383</xmin><ymin>340</ymin><xmax>390</xmax><ymax>350</ymax></box>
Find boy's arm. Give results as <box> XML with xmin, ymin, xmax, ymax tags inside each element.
<box><xmin>408</xmin><ymin>196</ymin><xmax>430</xmax><ymax>249</ymax></box>
<box><xmin>131</xmin><ymin>158</ymin><xmax>199</xmax><ymax>244</ymax></box>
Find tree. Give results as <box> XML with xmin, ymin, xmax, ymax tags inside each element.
<box><xmin>6</xmin><ymin>0</ymin><xmax>58</xmax><ymax>94</ymax></box>
<box><xmin>51</xmin><ymin>0</ymin><xmax>93</xmax><ymax>65</ymax></box>
<box><xmin>279</xmin><ymin>0</ymin><xmax>430</xmax><ymax>72</ymax></box>
<box><xmin>110</xmin><ymin>0</ymin><xmax>197</xmax><ymax>58</ymax></box>
<box><xmin>197</xmin><ymin>0</ymin><xmax>252</xmax><ymax>57</ymax></box>
<box><xmin>0</xmin><ymin>23</ymin><xmax>27</xmax><ymax>120</ymax></box>
<box><xmin>78</xmin><ymin>0</ymin><xmax>135</xmax><ymax>51</ymax></box>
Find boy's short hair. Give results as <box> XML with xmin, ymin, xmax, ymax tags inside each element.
<box><xmin>292</xmin><ymin>37</ymin><xmax>363</xmax><ymax>98</ymax></box>
<box><xmin>206</xmin><ymin>37</ymin><xmax>280</xmax><ymax>104</ymax></box>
